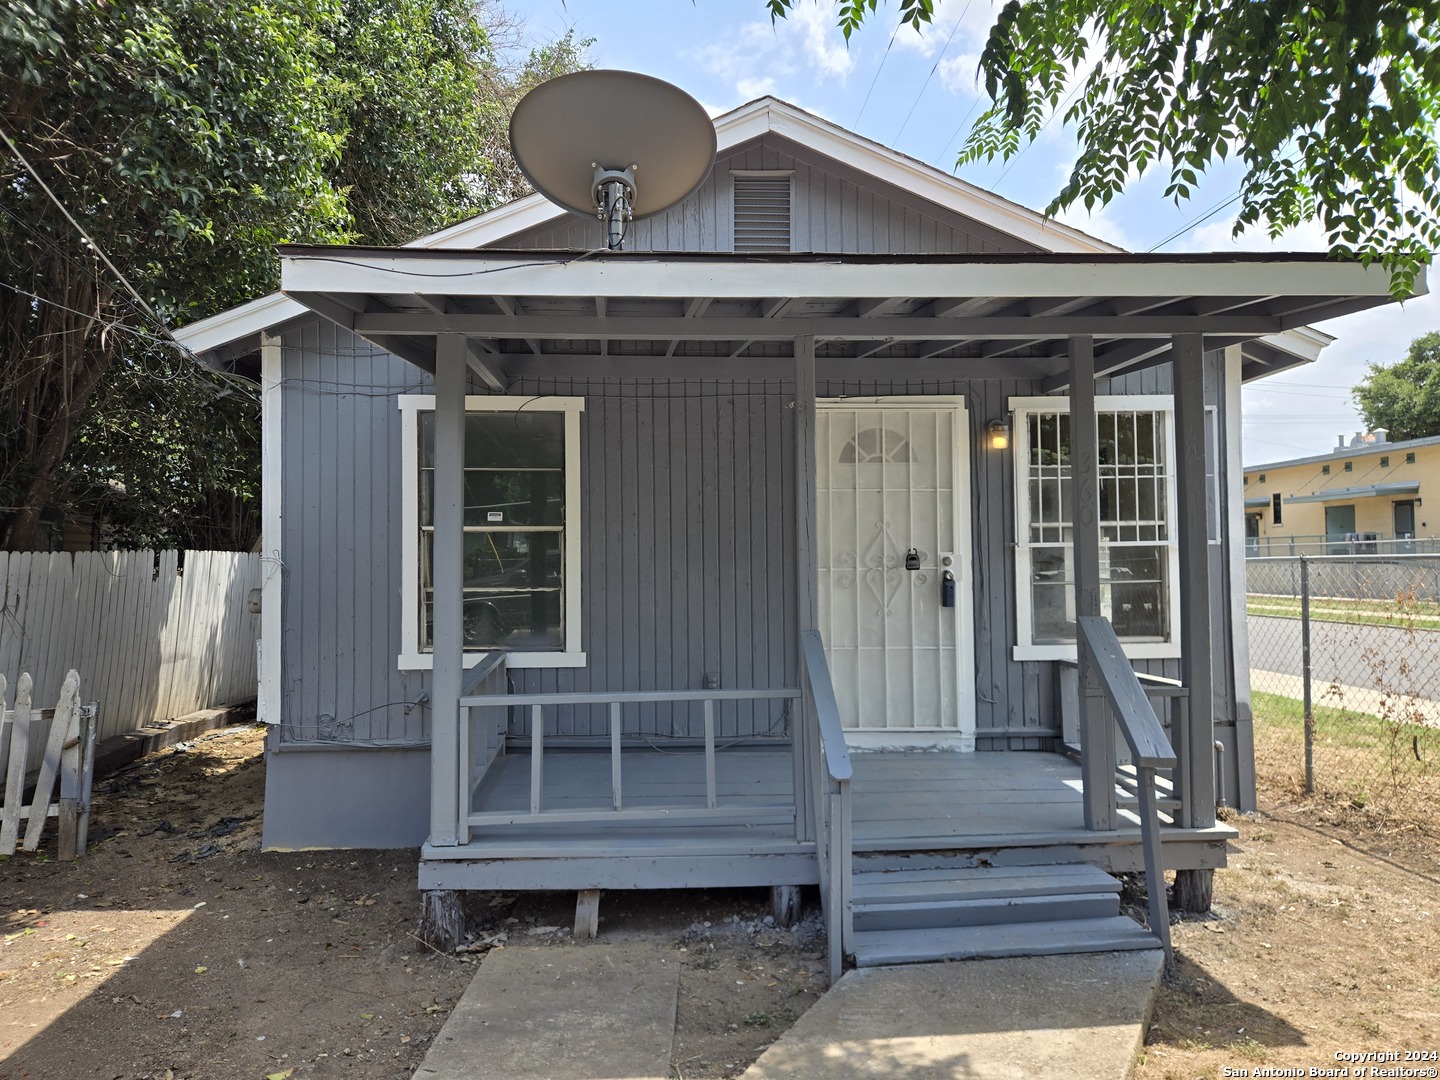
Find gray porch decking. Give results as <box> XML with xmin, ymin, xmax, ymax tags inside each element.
<box><xmin>420</xmin><ymin>747</ymin><xmax>1233</xmax><ymax>880</ymax></box>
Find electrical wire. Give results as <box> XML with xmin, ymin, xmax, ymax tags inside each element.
<box><xmin>893</xmin><ymin>0</ymin><xmax>970</xmax><ymax>144</ymax></box>
<box><xmin>854</xmin><ymin>20</ymin><xmax>903</xmax><ymax>128</ymax></box>
<box><xmin>0</xmin><ymin>122</ymin><xmax>177</xmax><ymax>345</ymax></box>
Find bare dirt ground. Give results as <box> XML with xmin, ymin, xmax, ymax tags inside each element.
<box><xmin>3</xmin><ymin>724</ymin><xmax>1437</xmax><ymax>1080</ymax></box>
<box><xmin>0</xmin><ymin>725</ymin><xmax>825</xmax><ymax>1080</ymax></box>
<box><xmin>1136</xmin><ymin>809</ymin><xmax>1440</xmax><ymax>1079</ymax></box>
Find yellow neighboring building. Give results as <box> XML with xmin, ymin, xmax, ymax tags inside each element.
<box><xmin>1244</xmin><ymin>431</ymin><xmax>1440</xmax><ymax>555</ymax></box>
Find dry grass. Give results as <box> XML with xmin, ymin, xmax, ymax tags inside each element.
<box><xmin>1251</xmin><ymin>691</ymin><xmax>1440</xmax><ymax>838</ymax></box>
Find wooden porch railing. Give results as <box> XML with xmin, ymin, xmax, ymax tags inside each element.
<box><xmin>800</xmin><ymin>629</ymin><xmax>852</xmax><ymax>982</ymax></box>
<box><xmin>1077</xmin><ymin>615</ymin><xmax>1177</xmax><ymax>962</ymax></box>
<box><xmin>455</xmin><ymin>651</ymin><xmax>509</xmax><ymax>833</ymax></box>
<box><xmin>458</xmin><ymin>680</ymin><xmax>800</xmax><ymax>830</ymax></box>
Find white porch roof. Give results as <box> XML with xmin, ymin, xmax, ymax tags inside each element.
<box><xmin>274</xmin><ymin>246</ymin><xmax>1407</xmax><ymax>385</ymax></box>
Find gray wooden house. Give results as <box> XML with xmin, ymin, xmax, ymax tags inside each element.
<box><xmin>177</xmin><ymin>96</ymin><xmax>1409</xmax><ymax>973</ymax></box>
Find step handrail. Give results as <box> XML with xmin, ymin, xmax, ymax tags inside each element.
<box><xmin>800</xmin><ymin>630</ymin><xmax>851</xmax><ymax>981</ymax></box>
<box><xmin>1077</xmin><ymin>615</ymin><xmax>1176</xmax><ymax>962</ymax></box>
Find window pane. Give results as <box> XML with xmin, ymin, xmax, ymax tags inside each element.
<box><xmin>465</xmin><ymin>411</ymin><xmax>564</xmax><ymax>469</ymax></box>
<box><xmin>422</xmin><ymin>591</ymin><xmax>563</xmax><ymax>650</ymax></box>
<box><xmin>421</xmin><ymin>531</ymin><xmax>564</xmax><ymax>650</ymax></box>
<box><xmin>1105</xmin><ymin>545</ymin><xmax>1167</xmax><ymax>639</ymax></box>
<box><xmin>1030</xmin><ymin>545</ymin><xmax>1073</xmax><ymax>643</ymax></box>
<box><xmin>420</xmin><ymin>410</ymin><xmax>566</xmax><ymax>529</ymax></box>
<box><xmin>462</xmin><ymin>531</ymin><xmax>562</xmax><ymax>590</ymax></box>
<box><xmin>465</xmin><ymin>470</ymin><xmax>564</xmax><ymax>527</ymax></box>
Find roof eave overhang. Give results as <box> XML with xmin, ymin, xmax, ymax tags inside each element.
<box><xmin>271</xmin><ymin>248</ymin><xmax>1414</xmax><ymax>382</ymax></box>
<box><xmin>1286</xmin><ymin>481</ymin><xmax>1421</xmax><ymax>504</ymax></box>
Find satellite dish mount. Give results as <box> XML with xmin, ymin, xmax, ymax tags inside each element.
<box><xmin>510</xmin><ymin>71</ymin><xmax>716</xmax><ymax>253</ymax></box>
<box><xmin>593</xmin><ymin>162</ymin><xmax>638</xmax><ymax>250</ymax></box>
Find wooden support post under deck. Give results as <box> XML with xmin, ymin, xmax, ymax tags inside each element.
<box><xmin>793</xmin><ymin>335</ymin><xmax>817</xmax><ymax>844</ymax></box>
<box><xmin>1173</xmin><ymin>333</ymin><xmax>1217</xmax><ymax>829</ymax></box>
<box><xmin>1070</xmin><ymin>335</ymin><xmax>1115</xmax><ymax>831</ymax></box>
<box><xmin>429</xmin><ymin>334</ymin><xmax>467</xmax><ymax>846</ymax></box>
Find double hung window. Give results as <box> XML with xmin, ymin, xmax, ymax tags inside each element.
<box><xmin>399</xmin><ymin>395</ymin><xmax>585</xmax><ymax>669</ymax></box>
<box><xmin>1012</xmin><ymin>395</ymin><xmax>1181</xmax><ymax>660</ymax></box>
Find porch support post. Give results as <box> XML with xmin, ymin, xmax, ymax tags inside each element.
<box><xmin>1071</xmin><ymin>334</ymin><xmax>1114</xmax><ymax>831</ymax></box>
<box><xmin>793</xmin><ymin>334</ymin><xmax>817</xmax><ymax>843</ymax></box>
<box><xmin>429</xmin><ymin>333</ymin><xmax>467</xmax><ymax>846</ymax></box>
<box><xmin>1173</xmin><ymin>333</ymin><xmax>1217</xmax><ymax>829</ymax></box>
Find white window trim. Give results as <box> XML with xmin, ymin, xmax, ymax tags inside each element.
<box><xmin>397</xmin><ymin>394</ymin><xmax>586</xmax><ymax>670</ymax></box>
<box><xmin>1010</xmin><ymin>394</ymin><xmax>1182</xmax><ymax>662</ymax></box>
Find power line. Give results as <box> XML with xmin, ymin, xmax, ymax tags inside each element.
<box><xmin>1147</xmin><ymin>191</ymin><xmax>1244</xmax><ymax>252</ymax></box>
<box><xmin>893</xmin><ymin>1</ymin><xmax>970</xmax><ymax>145</ymax></box>
<box><xmin>934</xmin><ymin>95</ymin><xmax>984</xmax><ymax>169</ymax></box>
<box><xmin>0</xmin><ymin>123</ymin><xmax>179</xmax><ymax>349</ymax></box>
<box><xmin>853</xmin><ymin>21</ymin><xmax>902</xmax><ymax>128</ymax></box>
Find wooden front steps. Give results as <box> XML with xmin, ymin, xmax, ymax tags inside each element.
<box><xmin>849</xmin><ymin>860</ymin><xmax>1160</xmax><ymax>967</ymax></box>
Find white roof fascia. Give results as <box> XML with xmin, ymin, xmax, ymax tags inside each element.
<box><xmin>280</xmin><ymin>252</ymin><xmax>1399</xmax><ymax>304</ymax></box>
<box><xmin>173</xmin><ymin>290</ymin><xmax>307</xmax><ymax>352</ymax></box>
<box><xmin>1255</xmin><ymin>326</ymin><xmax>1334</xmax><ymax>366</ymax></box>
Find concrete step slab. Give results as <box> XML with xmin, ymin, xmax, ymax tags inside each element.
<box><xmin>740</xmin><ymin>950</ymin><xmax>1166</xmax><ymax>1080</ymax></box>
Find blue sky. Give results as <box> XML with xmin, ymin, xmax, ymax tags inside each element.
<box><xmin>516</xmin><ymin>0</ymin><xmax>1438</xmax><ymax>465</ymax></box>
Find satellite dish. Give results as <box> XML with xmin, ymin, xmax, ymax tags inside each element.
<box><xmin>509</xmin><ymin>70</ymin><xmax>717</xmax><ymax>250</ymax></box>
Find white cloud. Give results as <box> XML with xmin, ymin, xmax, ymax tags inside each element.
<box><xmin>736</xmin><ymin>76</ymin><xmax>778</xmax><ymax>99</ymax></box>
<box><xmin>938</xmin><ymin>53</ymin><xmax>981</xmax><ymax>96</ymax></box>
<box><xmin>894</xmin><ymin>0</ymin><xmax>997</xmax><ymax>57</ymax></box>
<box><xmin>790</xmin><ymin>0</ymin><xmax>856</xmax><ymax>78</ymax></box>
<box><xmin>1181</xmin><ymin>212</ymin><xmax>1329</xmax><ymax>253</ymax></box>
<box><xmin>691</xmin><ymin>0</ymin><xmax>855</xmax><ymax>105</ymax></box>
<box><xmin>1052</xmin><ymin>202</ymin><xmax>1135</xmax><ymax>250</ymax></box>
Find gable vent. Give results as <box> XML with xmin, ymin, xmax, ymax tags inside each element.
<box><xmin>733</xmin><ymin>174</ymin><xmax>791</xmax><ymax>252</ymax></box>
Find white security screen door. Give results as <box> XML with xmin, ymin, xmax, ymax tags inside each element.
<box><xmin>817</xmin><ymin>400</ymin><xmax>974</xmax><ymax>747</ymax></box>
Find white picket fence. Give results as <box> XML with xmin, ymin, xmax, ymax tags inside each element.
<box><xmin>0</xmin><ymin>551</ymin><xmax>261</xmax><ymax>751</ymax></box>
<box><xmin>1</xmin><ymin>670</ymin><xmax>98</xmax><ymax>859</ymax></box>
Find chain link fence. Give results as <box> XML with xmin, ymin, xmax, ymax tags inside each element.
<box><xmin>1246</xmin><ymin>554</ymin><xmax>1440</xmax><ymax>837</ymax></box>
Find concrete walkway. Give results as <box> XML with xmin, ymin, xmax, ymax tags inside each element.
<box><xmin>741</xmin><ymin>951</ymin><xmax>1166</xmax><ymax>1080</ymax></box>
<box><xmin>412</xmin><ymin>941</ymin><xmax>679</xmax><ymax>1080</ymax></box>
<box><xmin>413</xmin><ymin>943</ymin><xmax>1165</xmax><ymax>1080</ymax></box>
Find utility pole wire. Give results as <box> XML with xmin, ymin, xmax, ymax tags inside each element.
<box><xmin>853</xmin><ymin>21</ymin><xmax>902</xmax><ymax>128</ymax></box>
<box><xmin>893</xmin><ymin>0</ymin><xmax>971</xmax><ymax>144</ymax></box>
<box><xmin>0</xmin><ymin>122</ymin><xmax>182</xmax><ymax>351</ymax></box>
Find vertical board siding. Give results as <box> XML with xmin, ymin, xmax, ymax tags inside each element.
<box><xmin>277</xmin><ymin>353</ymin><xmax>1234</xmax><ymax>748</ymax></box>
<box><xmin>0</xmin><ymin>550</ymin><xmax>261</xmax><ymax>767</ymax></box>
<box><xmin>504</xmin><ymin>377</ymin><xmax>798</xmax><ymax>740</ymax></box>
<box><xmin>278</xmin><ymin>322</ymin><xmax>427</xmax><ymax>743</ymax></box>
<box><xmin>497</xmin><ymin>136</ymin><xmax>1042</xmax><ymax>255</ymax></box>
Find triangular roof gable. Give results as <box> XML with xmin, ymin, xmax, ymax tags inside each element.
<box><xmin>175</xmin><ymin>96</ymin><xmax>1114</xmax><ymax>355</ymax></box>
<box><xmin>429</xmin><ymin>96</ymin><xmax>1118</xmax><ymax>254</ymax></box>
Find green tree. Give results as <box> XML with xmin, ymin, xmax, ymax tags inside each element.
<box><xmin>1</xmin><ymin>0</ymin><xmax>588</xmax><ymax>551</ymax></box>
<box><xmin>770</xmin><ymin>0</ymin><xmax>1439</xmax><ymax>293</ymax></box>
<box><xmin>1353</xmin><ymin>332</ymin><xmax>1440</xmax><ymax>442</ymax></box>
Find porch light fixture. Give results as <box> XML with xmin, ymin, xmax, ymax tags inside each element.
<box><xmin>987</xmin><ymin>418</ymin><xmax>1011</xmax><ymax>451</ymax></box>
